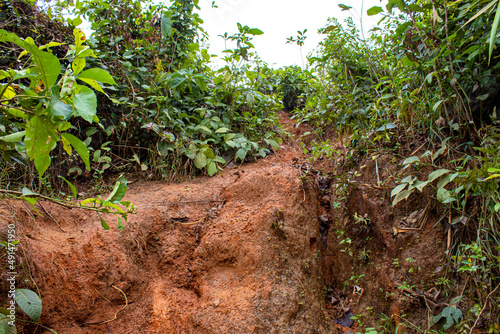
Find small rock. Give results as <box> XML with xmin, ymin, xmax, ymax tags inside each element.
<box><xmin>318</xmin><ymin>215</ymin><xmax>329</xmax><ymax>222</ymax></box>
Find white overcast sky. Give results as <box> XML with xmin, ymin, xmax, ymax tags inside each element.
<box><xmin>197</xmin><ymin>0</ymin><xmax>385</xmax><ymax>68</ymax></box>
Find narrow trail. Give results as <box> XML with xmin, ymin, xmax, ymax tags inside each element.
<box><xmin>0</xmin><ymin>112</ymin><xmax>338</xmax><ymax>333</ymax></box>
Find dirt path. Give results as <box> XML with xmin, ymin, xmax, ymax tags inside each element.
<box><xmin>0</xmin><ymin>112</ymin><xmax>338</xmax><ymax>333</ymax></box>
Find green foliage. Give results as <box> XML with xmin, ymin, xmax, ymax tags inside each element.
<box><xmin>14</xmin><ymin>289</ymin><xmax>42</xmax><ymax>322</ymax></box>
<box><xmin>0</xmin><ymin>288</ymin><xmax>44</xmax><ymax>334</ymax></box>
<box><xmin>431</xmin><ymin>296</ymin><xmax>463</xmax><ymax>330</ymax></box>
<box><xmin>0</xmin><ymin>27</ymin><xmax>113</xmax><ymax>176</ymax></box>
<box><xmin>0</xmin><ymin>314</ymin><xmax>17</xmax><ymax>334</ymax></box>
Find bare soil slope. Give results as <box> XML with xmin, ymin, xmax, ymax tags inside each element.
<box><xmin>0</xmin><ymin>112</ymin><xmax>451</xmax><ymax>333</ymax></box>
<box><xmin>0</xmin><ymin>112</ymin><xmax>336</xmax><ymax>333</ymax></box>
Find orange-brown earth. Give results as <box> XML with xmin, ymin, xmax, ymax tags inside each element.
<box><xmin>0</xmin><ymin>112</ymin><xmax>451</xmax><ymax>333</ymax></box>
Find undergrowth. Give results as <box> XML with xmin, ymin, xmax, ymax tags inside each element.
<box><xmin>0</xmin><ymin>0</ymin><xmax>499</xmax><ymax>332</ymax></box>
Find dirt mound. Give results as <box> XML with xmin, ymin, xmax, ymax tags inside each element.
<box><xmin>0</xmin><ymin>118</ymin><xmax>336</xmax><ymax>333</ymax></box>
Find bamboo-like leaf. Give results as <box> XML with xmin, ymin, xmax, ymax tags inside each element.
<box><xmin>489</xmin><ymin>1</ymin><xmax>500</xmax><ymax>64</ymax></box>
<box><xmin>58</xmin><ymin>176</ymin><xmax>78</xmax><ymax>199</ymax></box>
<box><xmin>460</xmin><ymin>0</ymin><xmax>497</xmax><ymax>30</ymax></box>
<box><xmin>61</xmin><ymin>133</ymin><xmax>90</xmax><ymax>171</ymax></box>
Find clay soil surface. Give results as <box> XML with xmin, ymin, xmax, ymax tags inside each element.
<box><xmin>0</xmin><ymin>112</ymin><xmax>450</xmax><ymax>333</ymax></box>
<box><xmin>0</xmin><ymin>112</ymin><xmax>337</xmax><ymax>333</ymax></box>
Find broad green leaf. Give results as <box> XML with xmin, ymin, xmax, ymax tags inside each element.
<box><xmin>392</xmin><ymin>189</ymin><xmax>415</xmax><ymax>206</ymax></box>
<box><xmin>0</xmin><ymin>131</ymin><xmax>25</xmax><ymax>143</ymax></box>
<box><xmin>428</xmin><ymin>169</ymin><xmax>451</xmax><ymax>183</ymax></box>
<box><xmin>338</xmin><ymin>4</ymin><xmax>352</xmax><ymax>11</ymax></box>
<box><xmin>367</xmin><ymin>6</ymin><xmax>383</xmax><ymax>16</ymax></box>
<box><xmin>194</xmin><ymin>151</ymin><xmax>207</xmax><ymax>169</ymax></box>
<box><xmin>20</xmin><ymin>187</ymin><xmax>39</xmax><ymax>207</ymax></box>
<box><xmin>484</xmin><ymin>174</ymin><xmax>500</xmax><ymax>180</ymax></box>
<box><xmin>58</xmin><ymin>176</ymin><xmax>78</xmax><ymax>199</ymax></box>
<box><xmin>102</xmin><ymin>202</ymin><xmax>124</xmax><ymax>213</ymax></box>
<box><xmin>203</xmin><ymin>147</ymin><xmax>215</xmax><ymax>159</ymax></box>
<box><xmin>236</xmin><ymin>148</ymin><xmax>247</xmax><ymax>161</ymax></box>
<box><xmin>72</xmin><ymin>57</ymin><xmax>85</xmax><ymax>76</ymax></box>
<box><xmin>7</xmin><ymin>108</ymin><xmax>27</xmax><ymax>120</ymax></box>
<box><xmin>21</xmin><ymin>187</ymin><xmax>37</xmax><ymax>197</ymax></box>
<box><xmin>18</xmin><ymin>37</ymin><xmax>60</xmax><ymax>89</ymax></box>
<box><xmin>391</xmin><ymin>183</ymin><xmax>407</xmax><ymax>197</ymax></box>
<box><xmin>77</xmin><ymin>48</ymin><xmax>94</xmax><ymax>58</ymax></box>
<box><xmin>0</xmin><ymin>86</ymin><xmax>15</xmax><ymax>100</ymax></box>
<box><xmin>437</xmin><ymin>188</ymin><xmax>456</xmax><ymax>203</ymax></box>
<box><xmin>58</xmin><ymin>121</ymin><xmax>71</xmax><ymax>132</ymax></box>
<box><xmin>0</xmin><ymin>70</ymin><xmax>10</xmax><ymax>80</ymax></box>
<box><xmin>73</xmin><ymin>85</ymin><xmax>97</xmax><ymax>123</ymax></box>
<box><xmin>425</xmin><ymin>72</ymin><xmax>435</xmax><ymax>84</ymax></box>
<box><xmin>80</xmin><ymin>198</ymin><xmax>99</xmax><ymax>206</ymax></box>
<box><xmin>78</xmin><ymin>68</ymin><xmax>117</xmax><ymax>85</ymax></box>
<box><xmin>207</xmin><ymin>161</ymin><xmax>217</xmax><ymax>176</ymax></box>
<box><xmin>61</xmin><ymin>133</ymin><xmax>90</xmax><ymax>171</ymax></box>
<box><xmin>100</xmin><ymin>216</ymin><xmax>110</xmax><ymax>230</ymax></box>
<box><xmin>117</xmin><ymin>217</ymin><xmax>124</xmax><ymax>231</ymax></box>
<box><xmin>26</xmin><ymin>44</ymin><xmax>60</xmax><ymax>89</ymax></box>
<box><xmin>432</xmin><ymin>146</ymin><xmax>447</xmax><ymax>162</ymax></box>
<box><xmin>25</xmin><ymin>115</ymin><xmax>59</xmax><ymax>176</ymax></box>
<box><xmin>265</xmin><ymin>138</ymin><xmax>280</xmax><ymax>150</ymax></box>
<box><xmin>413</xmin><ymin>180</ymin><xmax>429</xmax><ymax>192</ymax></box>
<box><xmin>77</xmin><ymin>78</ymin><xmax>105</xmax><ymax>94</ymax></box>
<box><xmin>246</xmin><ymin>91</ymin><xmax>255</xmax><ymax>106</ymax></box>
<box><xmin>186</xmin><ymin>144</ymin><xmax>197</xmax><ymax>159</ymax></box>
<box><xmin>437</xmin><ymin>172</ymin><xmax>458</xmax><ymax>189</ymax></box>
<box><xmin>14</xmin><ymin>289</ymin><xmax>42</xmax><ymax>322</ymax></box>
<box><xmin>403</xmin><ymin>156</ymin><xmax>420</xmax><ymax>165</ymax></box>
<box><xmin>248</xmin><ymin>28</ymin><xmax>264</xmax><ymax>35</ymax></box>
<box><xmin>224</xmin><ymin>133</ymin><xmax>236</xmax><ymax>142</ymax></box>
<box><xmin>61</xmin><ymin>134</ymin><xmax>72</xmax><ymax>155</ymax></box>
<box><xmin>0</xmin><ymin>314</ymin><xmax>17</xmax><ymax>334</ymax></box>
<box><xmin>161</xmin><ymin>14</ymin><xmax>172</xmax><ymax>38</ymax></box>
<box><xmin>72</xmin><ymin>16</ymin><xmax>83</xmax><ymax>27</ymax></box>
<box><xmin>170</xmin><ymin>76</ymin><xmax>186</xmax><ymax>89</ymax></box>
<box><xmin>105</xmin><ymin>176</ymin><xmax>127</xmax><ymax>203</ymax></box>
<box><xmin>73</xmin><ymin>28</ymin><xmax>86</xmax><ymax>53</ymax></box>
<box><xmin>214</xmin><ymin>156</ymin><xmax>226</xmax><ymax>164</ymax></box>
<box><xmin>375</xmin><ymin>123</ymin><xmax>398</xmax><ymax>132</ymax></box>
<box><xmin>215</xmin><ymin>127</ymin><xmax>229</xmax><ymax>133</ymax></box>
<box><xmin>198</xmin><ymin>125</ymin><xmax>212</xmax><ymax>133</ymax></box>
<box><xmin>47</xmin><ymin>86</ymin><xmax>73</xmax><ymax>119</ymax></box>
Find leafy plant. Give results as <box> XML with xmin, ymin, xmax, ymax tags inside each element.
<box><xmin>0</xmin><ymin>28</ymin><xmax>115</xmax><ymax>178</ymax></box>
<box><xmin>430</xmin><ymin>296</ymin><xmax>463</xmax><ymax>330</ymax></box>
<box><xmin>0</xmin><ymin>288</ymin><xmax>48</xmax><ymax>334</ymax></box>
